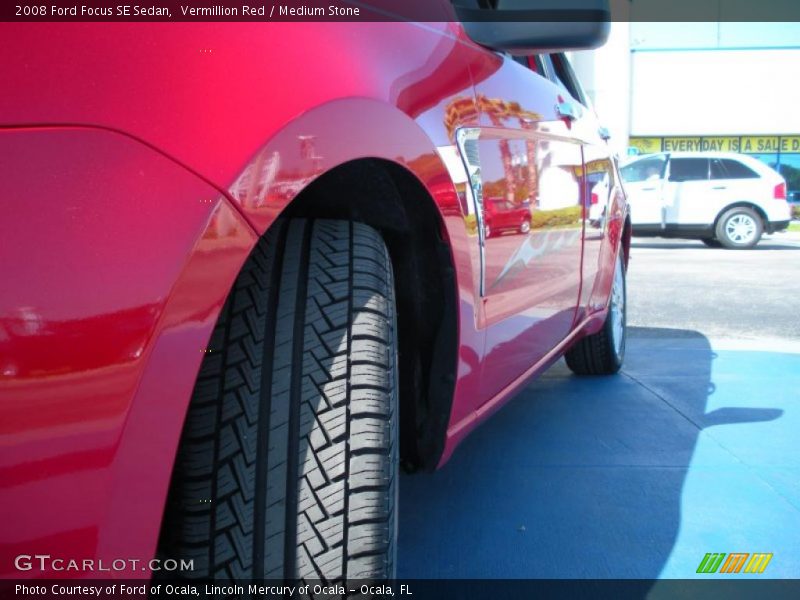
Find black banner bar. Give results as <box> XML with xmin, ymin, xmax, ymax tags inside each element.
<box><xmin>2</xmin><ymin>579</ymin><xmax>800</xmax><ymax>600</ymax></box>
<box><xmin>3</xmin><ymin>0</ymin><xmax>800</xmax><ymax>22</ymax></box>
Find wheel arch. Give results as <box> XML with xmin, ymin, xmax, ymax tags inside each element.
<box><xmin>280</xmin><ymin>158</ymin><xmax>459</xmax><ymax>471</ymax></box>
<box><xmin>621</xmin><ymin>214</ymin><xmax>632</xmax><ymax>270</ymax></box>
<box><xmin>713</xmin><ymin>201</ymin><xmax>768</xmax><ymax>231</ymax></box>
<box><xmin>217</xmin><ymin>96</ymin><xmax>474</xmax><ymax>471</ymax></box>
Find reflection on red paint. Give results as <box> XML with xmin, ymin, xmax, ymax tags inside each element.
<box><xmin>0</xmin><ymin>21</ymin><xmax>627</xmax><ymax>576</ymax></box>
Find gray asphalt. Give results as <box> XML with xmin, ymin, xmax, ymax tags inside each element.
<box><xmin>627</xmin><ymin>231</ymin><xmax>800</xmax><ymax>341</ymax></box>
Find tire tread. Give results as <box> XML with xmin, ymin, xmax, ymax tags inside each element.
<box><xmin>565</xmin><ymin>253</ymin><xmax>626</xmax><ymax>376</ymax></box>
<box><xmin>159</xmin><ymin>219</ymin><xmax>397</xmax><ymax>584</ymax></box>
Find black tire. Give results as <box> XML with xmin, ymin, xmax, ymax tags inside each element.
<box><xmin>565</xmin><ymin>251</ymin><xmax>626</xmax><ymax>375</ymax></box>
<box><xmin>159</xmin><ymin>219</ymin><xmax>398</xmax><ymax>583</ymax></box>
<box><xmin>715</xmin><ymin>207</ymin><xmax>763</xmax><ymax>249</ymax></box>
<box><xmin>701</xmin><ymin>238</ymin><xmax>722</xmax><ymax>248</ymax></box>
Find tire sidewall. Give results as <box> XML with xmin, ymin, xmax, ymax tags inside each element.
<box><xmin>605</xmin><ymin>251</ymin><xmax>627</xmax><ymax>370</ymax></box>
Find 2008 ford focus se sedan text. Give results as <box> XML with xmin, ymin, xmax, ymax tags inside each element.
<box><xmin>0</xmin><ymin>0</ymin><xmax>630</xmax><ymax>584</ymax></box>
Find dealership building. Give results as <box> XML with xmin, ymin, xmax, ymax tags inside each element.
<box><xmin>571</xmin><ymin>21</ymin><xmax>800</xmax><ymax>199</ymax></box>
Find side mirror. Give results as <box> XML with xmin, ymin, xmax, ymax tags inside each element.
<box><xmin>452</xmin><ymin>0</ymin><xmax>610</xmax><ymax>54</ymax></box>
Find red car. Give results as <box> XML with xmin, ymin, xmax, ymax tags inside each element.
<box><xmin>1</xmin><ymin>2</ymin><xmax>629</xmax><ymax>584</ymax></box>
<box><xmin>483</xmin><ymin>198</ymin><xmax>532</xmax><ymax>238</ymax></box>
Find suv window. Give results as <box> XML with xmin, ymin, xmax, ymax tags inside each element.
<box><xmin>620</xmin><ymin>156</ymin><xmax>667</xmax><ymax>183</ymax></box>
<box><xmin>711</xmin><ymin>158</ymin><xmax>760</xmax><ymax>179</ymax></box>
<box><xmin>668</xmin><ymin>158</ymin><xmax>709</xmax><ymax>182</ymax></box>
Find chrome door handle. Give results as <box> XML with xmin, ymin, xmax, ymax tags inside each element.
<box><xmin>556</xmin><ymin>100</ymin><xmax>577</xmax><ymax>121</ymax></box>
<box><xmin>712</xmin><ymin>185</ymin><xmax>727</xmax><ymax>190</ymax></box>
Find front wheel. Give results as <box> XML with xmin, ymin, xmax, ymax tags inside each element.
<box><xmin>715</xmin><ymin>207</ymin><xmax>763</xmax><ymax>249</ymax></box>
<box><xmin>565</xmin><ymin>250</ymin><xmax>626</xmax><ymax>375</ymax></box>
<box><xmin>160</xmin><ymin>219</ymin><xmax>399</xmax><ymax>583</ymax></box>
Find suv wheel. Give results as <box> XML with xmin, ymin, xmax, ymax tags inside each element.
<box><xmin>716</xmin><ymin>207</ymin><xmax>763</xmax><ymax>249</ymax></box>
<box><xmin>565</xmin><ymin>250</ymin><xmax>626</xmax><ymax>375</ymax></box>
<box><xmin>519</xmin><ymin>220</ymin><xmax>531</xmax><ymax>234</ymax></box>
<box><xmin>160</xmin><ymin>219</ymin><xmax>398</xmax><ymax>582</ymax></box>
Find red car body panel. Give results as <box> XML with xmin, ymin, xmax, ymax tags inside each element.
<box><xmin>0</xmin><ymin>126</ymin><xmax>258</xmax><ymax>577</ymax></box>
<box><xmin>0</xmin><ymin>18</ymin><xmax>628</xmax><ymax>577</ymax></box>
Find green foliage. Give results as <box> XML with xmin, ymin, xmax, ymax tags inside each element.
<box><xmin>531</xmin><ymin>206</ymin><xmax>582</xmax><ymax>229</ymax></box>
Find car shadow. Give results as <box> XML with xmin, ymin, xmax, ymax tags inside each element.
<box><xmin>631</xmin><ymin>240</ymin><xmax>799</xmax><ymax>251</ymax></box>
<box><xmin>397</xmin><ymin>326</ymin><xmax>783</xmax><ymax>581</ymax></box>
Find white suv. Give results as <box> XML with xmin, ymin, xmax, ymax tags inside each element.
<box><xmin>621</xmin><ymin>151</ymin><xmax>792</xmax><ymax>248</ymax></box>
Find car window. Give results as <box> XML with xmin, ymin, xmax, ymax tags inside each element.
<box><xmin>620</xmin><ymin>156</ymin><xmax>667</xmax><ymax>183</ymax></box>
<box><xmin>511</xmin><ymin>54</ymin><xmax>528</xmax><ymax>68</ymax></box>
<box><xmin>511</xmin><ymin>54</ymin><xmax>543</xmax><ymax>72</ymax></box>
<box><xmin>709</xmin><ymin>160</ymin><xmax>726</xmax><ymax>179</ymax></box>
<box><xmin>539</xmin><ymin>54</ymin><xmax>584</xmax><ymax>106</ymax></box>
<box><xmin>530</xmin><ymin>55</ymin><xmax>546</xmax><ymax>73</ymax></box>
<box><xmin>549</xmin><ymin>54</ymin><xmax>588</xmax><ymax>107</ymax></box>
<box><xmin>668</xmin><ymin>158</ymin><xmax>709</xmax><ymax>182</ymax></box>
<box><xmin>711</xmin><ymin>158</ymin><xmax>760</xmax><ymax>179</ymax></box>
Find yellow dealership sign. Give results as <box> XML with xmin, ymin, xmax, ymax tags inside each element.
<box><xmin>701</xmin><ymin>137</ymin><xmax>739</xmax><ymax>152</ymax></box>
<box><xmin>628</xmin><ymin>137</ymin><xmax>662</xmax><ymax>154</ymax></box>
<box><xmin>660</xmin><ymin>137</ymin><xmax>740</xmax><ymax>152</ymax></box>
<box><xmin>780</xmin><ymin>136</ymin><xmax>800</xmax><ymax>152</ymax></box>
<box><xmin>630</xmin><ymin>135</ymin><xmax>800</xmax><ymax>155</ymax></box>
<box><xmin>741</xmin><ymin>136</ymin><xmax>780</xmax><ymax>152</ymax></box>
<box><xmin>663</xmin><ymin>137</ymin><xmax>702</xmax><ymax>152</ymax></box>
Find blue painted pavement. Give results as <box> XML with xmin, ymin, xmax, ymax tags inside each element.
<box><xmin>398</xmin><ymin>328</ymin><xmax>800</xmax><ymax>579</ymax></box>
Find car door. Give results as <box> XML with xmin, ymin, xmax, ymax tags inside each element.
<box><xmin>495</xmin><ymin>199</ymin><xmax>514</xmax><ymax>231</ymax></box>
<box><xmin>663</xmin><ymin>157</ymin><xmax>714</xmax><ymax>225</ymax></box>
<box><xmin>546</xmin><ymin>53</ymin><xmax>626</xmax><ymax>322</ymax></box>
<box><xmin>460</xmin><ymin>51</ymin><xmax>586</xmax><ymax>403</ymax></box>
<box><xmin>620</xmin><ymin>154</ymin><xmax>667</xmax><ymax>226</ymax></box>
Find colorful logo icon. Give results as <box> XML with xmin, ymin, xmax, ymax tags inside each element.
<box><xmin>696</xmin><ymin>553</ymin><xmax>773</xmax><ymax>574</ymax></box>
